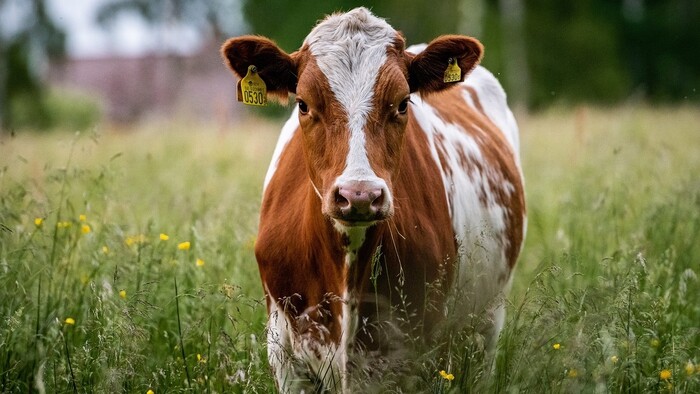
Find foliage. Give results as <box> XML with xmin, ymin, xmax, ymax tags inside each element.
<box><xmin>239</xmin><ymin>0</ymin><xmax>700</xmax><ymax>109</ymax></box>
<box><xmin>0</xmin><ymin>107</ymin><xmax>699</xmax><ymax>392</ymax></box>
<box><xmin>7</xmin><ymin>88</ymin><xmax>101</xmax><ymax>132</ymax></box>
<box><xmin>0</xmin><ymin>0</ymin><xmax>66</xmax><ymax>130</ymax></box>
<box><xmin>96</xmin><ymin>0</ymin><xmax>246</xmax><ymax>43</ymax></box>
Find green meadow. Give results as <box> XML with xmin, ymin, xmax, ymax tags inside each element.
<box><xmin>1</xmin><ymin>106</ymin><xmax>699</xmax><ymax>393</ymax></box>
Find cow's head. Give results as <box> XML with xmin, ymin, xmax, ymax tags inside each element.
<box><xmin>222</xmin><ymin>7</ymin><xmax>482</xmax><ymax>229</ymax></box>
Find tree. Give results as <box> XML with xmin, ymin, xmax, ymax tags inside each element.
<box><xmin>96</xmin><ymin>0</ymin><xmax>246</xmax><ymax>48</ymax></box>
<box><xmin>0</xmin><ymin>0</ymin><xmax>65</xmax><ymax>131</ymax></box>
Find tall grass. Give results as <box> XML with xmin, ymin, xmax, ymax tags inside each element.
<box><xmin>1</xmin><ymin>106</ymin><xmax>699</xmax><ymax>393</ymax></box>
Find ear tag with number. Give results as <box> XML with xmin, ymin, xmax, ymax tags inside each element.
<box><xmin>443</xmin><ymin>57</ymin><xmax>462</xmax><ymax>83</ymax></box>
<box><xmin>237</xmin><ymin>65</ymin><xmax>267</xmax><ymax>106</ymax></box>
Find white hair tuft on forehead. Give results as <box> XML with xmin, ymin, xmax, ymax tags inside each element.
<box><xmin>304</xmin><ymin>7</ymin><xmax>397</xmax><ymax>186</ymax></box>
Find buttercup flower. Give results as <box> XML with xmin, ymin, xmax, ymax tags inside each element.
<box><xmin>197</xmin><ymin>353</ymin><xmax>206</xmax><ymax>364</ymax></box>
<box><xmin>196</xmin><ymin>258</ymin><xmax>205</xmax><ymax>267</ymax></box>
<box><xmin>146</xmin><ymin>390</ymin><xmax>154</xmax><ymax>394</ymax></box>
<box><xmin>567</xmin><ymin>369</ymin><xmax>578</xmax><ymax>378</ymax></box>
<box><xmin>650</xmin><ymin>338</ymin><xmax>660</xmax><ymax>348</ymax></box>
<box><xmin>64</xmin><ymin>317</ymin><xmax>75</xmax><ymax>325</ymax></box>
<box><xmin>102</xmin><ymin>246</ymin><xmax>110</xmax><ymax>254</ymax></box>
<box><xmin>34</xmin><ymin>218</ymin><xmax>43</xmax><ymax>227</ymax></box>
<box><xmin>81</xmin><ymin>224</ymin><xmax>91</xmax><ymax>234</ymax></box>
<box><xmin>610</xmin><ymin>355</ymin><xmax>619</xmax><ymax>364</ymax></box>
<box><xmin>660</xmin><ymin>369</ymin><xmax>672</xmax><ymax>380</ymax></box>
<box><xmin>119</xmin><ymin>290</ymin><xmax>127</xmax><ymax>299</ymax></box>
<box><xmin>160</xmin><ymin>233</ymin><xmax>169</xmax><ymax>241</ymax></box>
<box><xmin>553</xmin><ymin>343</ymin><xmax>561</xmax><ymax>350</ymax></box>
<box><xmin>79</xmin><ymin>214</ymin><xmax>87</xmax><ymax>222</ymax></box>
<box><xmin>178</xmin><ymin>241</ymin><xmax>190</xmax><ymax>250</ymax></box>
<box><xmin>439</xmin><ymin>370</ymin><xmax>454</xmax><ymax>381</ymax></box>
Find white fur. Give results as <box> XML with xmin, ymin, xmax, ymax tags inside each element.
<box><xmin>463</xmin><ymin>66</ymin><xmax>521</xmax><ymax>160</ymax></box>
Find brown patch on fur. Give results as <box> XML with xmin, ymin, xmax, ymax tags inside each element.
<box><xmin>464</xmin><ymin>86</ymin><xmax>484</xmax><ymax>113</ymax></box>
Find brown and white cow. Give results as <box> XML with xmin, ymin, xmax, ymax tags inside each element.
<box><xmin>222</xmin><ymin>7</ymin><xmax>525</xmax><ymax>392</ymax></box>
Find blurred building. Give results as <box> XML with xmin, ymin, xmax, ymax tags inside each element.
<box><xmin>48</xmin><ymin>40</ymin><xmax>243</xmax><ymax>125</ymax></box>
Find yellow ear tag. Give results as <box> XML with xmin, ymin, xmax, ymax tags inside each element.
<box><xmin>237</xmin><ymin>65</ymin><xmax>267</xmax><ymax>106</ymax></box>
<box><xmin>443</xmin><ymin>57</ymin><xmax>462</xmax><ymax>83</ymax></box>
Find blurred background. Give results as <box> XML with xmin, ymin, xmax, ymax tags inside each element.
<box><xmin>0</xmin><ymin>0</ymin><xmax>698</xmax><ymax>132</ymax></box>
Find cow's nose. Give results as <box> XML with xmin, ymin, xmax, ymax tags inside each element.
<box><xmin>333</xmin><ymin>181</ymin><xmax>387</xmax><ymax>223</ymax></box>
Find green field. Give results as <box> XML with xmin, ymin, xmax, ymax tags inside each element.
<box><xmin>1</xmin><ymin>106</ymin><xmax>699</xmax><ymax>393</ymax></box>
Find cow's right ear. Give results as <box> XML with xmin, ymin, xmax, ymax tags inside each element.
<box><xmin>221</xmin><ymin>36</ymin><xmax>298</xmax><ymax>101</ymax></box>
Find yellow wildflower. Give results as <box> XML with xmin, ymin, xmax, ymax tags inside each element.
<box><xmin>64</xmin><ymin>317</ymin><xmax>75</xmax><ymax>325</ymax></box>
<box><xmin>439</xmin><ymin>370</ymin><xmax>454</xmax><ymax>381</ymax></box>
<box><xmin>553</xmin><ymin>343</ymin><xmax>561</xmax><ymax>350</ymax></box>
<box><xmin>146</xmin><ymin>390</ymin><xmax>154</xmax><ymax>394</ymax></box>
<box><xmin>34</xmin><ymin>218</ymin><xmax>43</xmax><ymax>227</ymax></box>
<box><xmin>685</xmin><ymin>361</ymin><xmax>695</xmax><ymax>376</ymax></box>
<box><xmin>119</xmin><ymin>290</ymin><xmax>127</xmax><ymax>299</ymax></box>
<box><xmin>159</xmin><ymin>233</ymin><xmax>169</xmax><ymax>241</ymax></box>
<box><xmin>610</xmin><ymin>355</ymin><xmax>619</xmax><ymax>364</ymax></box>
<box><xmin>57</xmin><ymin>221</ymin><xmax>72</xmax><ymax>229</ymax></box>
<box><xmin>196</xmin><ymin>258</ymin><xmax>205</xmax><ymax>267</ymax></box>
<box><xmin>178</xmin><ymin>241</ymin><xmax>191</xmax><ymax>251</ymax></box>
<box><xmin>567</xmin><ymin>369</ymin><xmax>578</xmax><ymax>378</ymax></box>
<box><xmin>102</xmin><ymin>246</ymin><xmax>110</xmax><ymax>254</ymax></box>
<box><xmin>197</xmin><ymin>353</ymin><xmax>206</xmax><ymax>364</ymax></box>
<box><xmin>660</xmin><ymin>369</ymin><xmax>672</xmax><ymax>380</ymax></box>
<box><xmin>79</xmin><ymin>214</ymin><xmax>87</xmax><ymax>222</ymax></box>
<box><xmin>650</xmin><ymin>338</ymin><xmax>660</xmax><ymax>348</ymax></box>
<box><xmin>81</xmin><ymin>224</ymin><xmax>91</xmax><ymax>234</ymax></box>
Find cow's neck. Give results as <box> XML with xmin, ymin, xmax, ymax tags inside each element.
<box><xmin>304</xmin><ymin>184</ymin><xmax>382</xmax><ymax>346</ymax></box>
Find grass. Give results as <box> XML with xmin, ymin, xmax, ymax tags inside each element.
<box><xmin>1</xmin><ymin>106</ymin><xmax>699</xmax><ymax>393</ymax></box>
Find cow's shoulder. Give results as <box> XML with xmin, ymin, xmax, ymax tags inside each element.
<box><xmin>463</xmin><ymin>65</ymin><xmax>520</xmax><ymax>156</ymax></box>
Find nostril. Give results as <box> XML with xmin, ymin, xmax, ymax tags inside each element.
<box><xmin>370</xmin><ymin>190</ymin><xmax>385</xmax><ymax>210</ymax></box>
<box><xmin>334</xmin><ymin>188</ymin><xmax>350</xmax><ymax>209</ymax></box>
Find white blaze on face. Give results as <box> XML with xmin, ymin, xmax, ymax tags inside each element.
<box><xmin>304</xmin><ymin>7</ymin><xmax>396</xmax><ymax>190</ymax></box>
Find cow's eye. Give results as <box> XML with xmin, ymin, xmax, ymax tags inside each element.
<box><xmin>297</xmin><ymin>100</ymin><xmax>309</xmax><ymax>115</ymax></box>
<box><xmin>397</xmin><ymin>98</ymin><xmax>410</xmax><ymax>115</ymax></box>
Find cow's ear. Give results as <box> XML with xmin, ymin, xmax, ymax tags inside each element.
<box><xmin>407</xmin><ymin>35</ymin><xmax>483</xmax><ymax>94</ymax></box>
<box><xmin>221</xmin><ymin>35</ymin><xmax>298</xmax><ymax>101</ymax></box>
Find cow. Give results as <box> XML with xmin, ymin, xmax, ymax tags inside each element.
<box><xmin>221</xmin><ymin>7</ymin><xmax>526</xmax><ymax>393</ymax></box>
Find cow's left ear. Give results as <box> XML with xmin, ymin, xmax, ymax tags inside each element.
<box><xmin>407</xmin><ymin>35</ymin><xmax>483</xmax><ymax>94</ymax></box>
<box><xmin>221</xmin><ymin>35</ymin><xmax>298</xmax><ymax>101</ymax></box>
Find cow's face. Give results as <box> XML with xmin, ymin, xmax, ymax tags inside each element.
<box><xmin>222</xmin><ymin>8</ymin><xmax>483</xmax><ymax>229</ymax></box>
